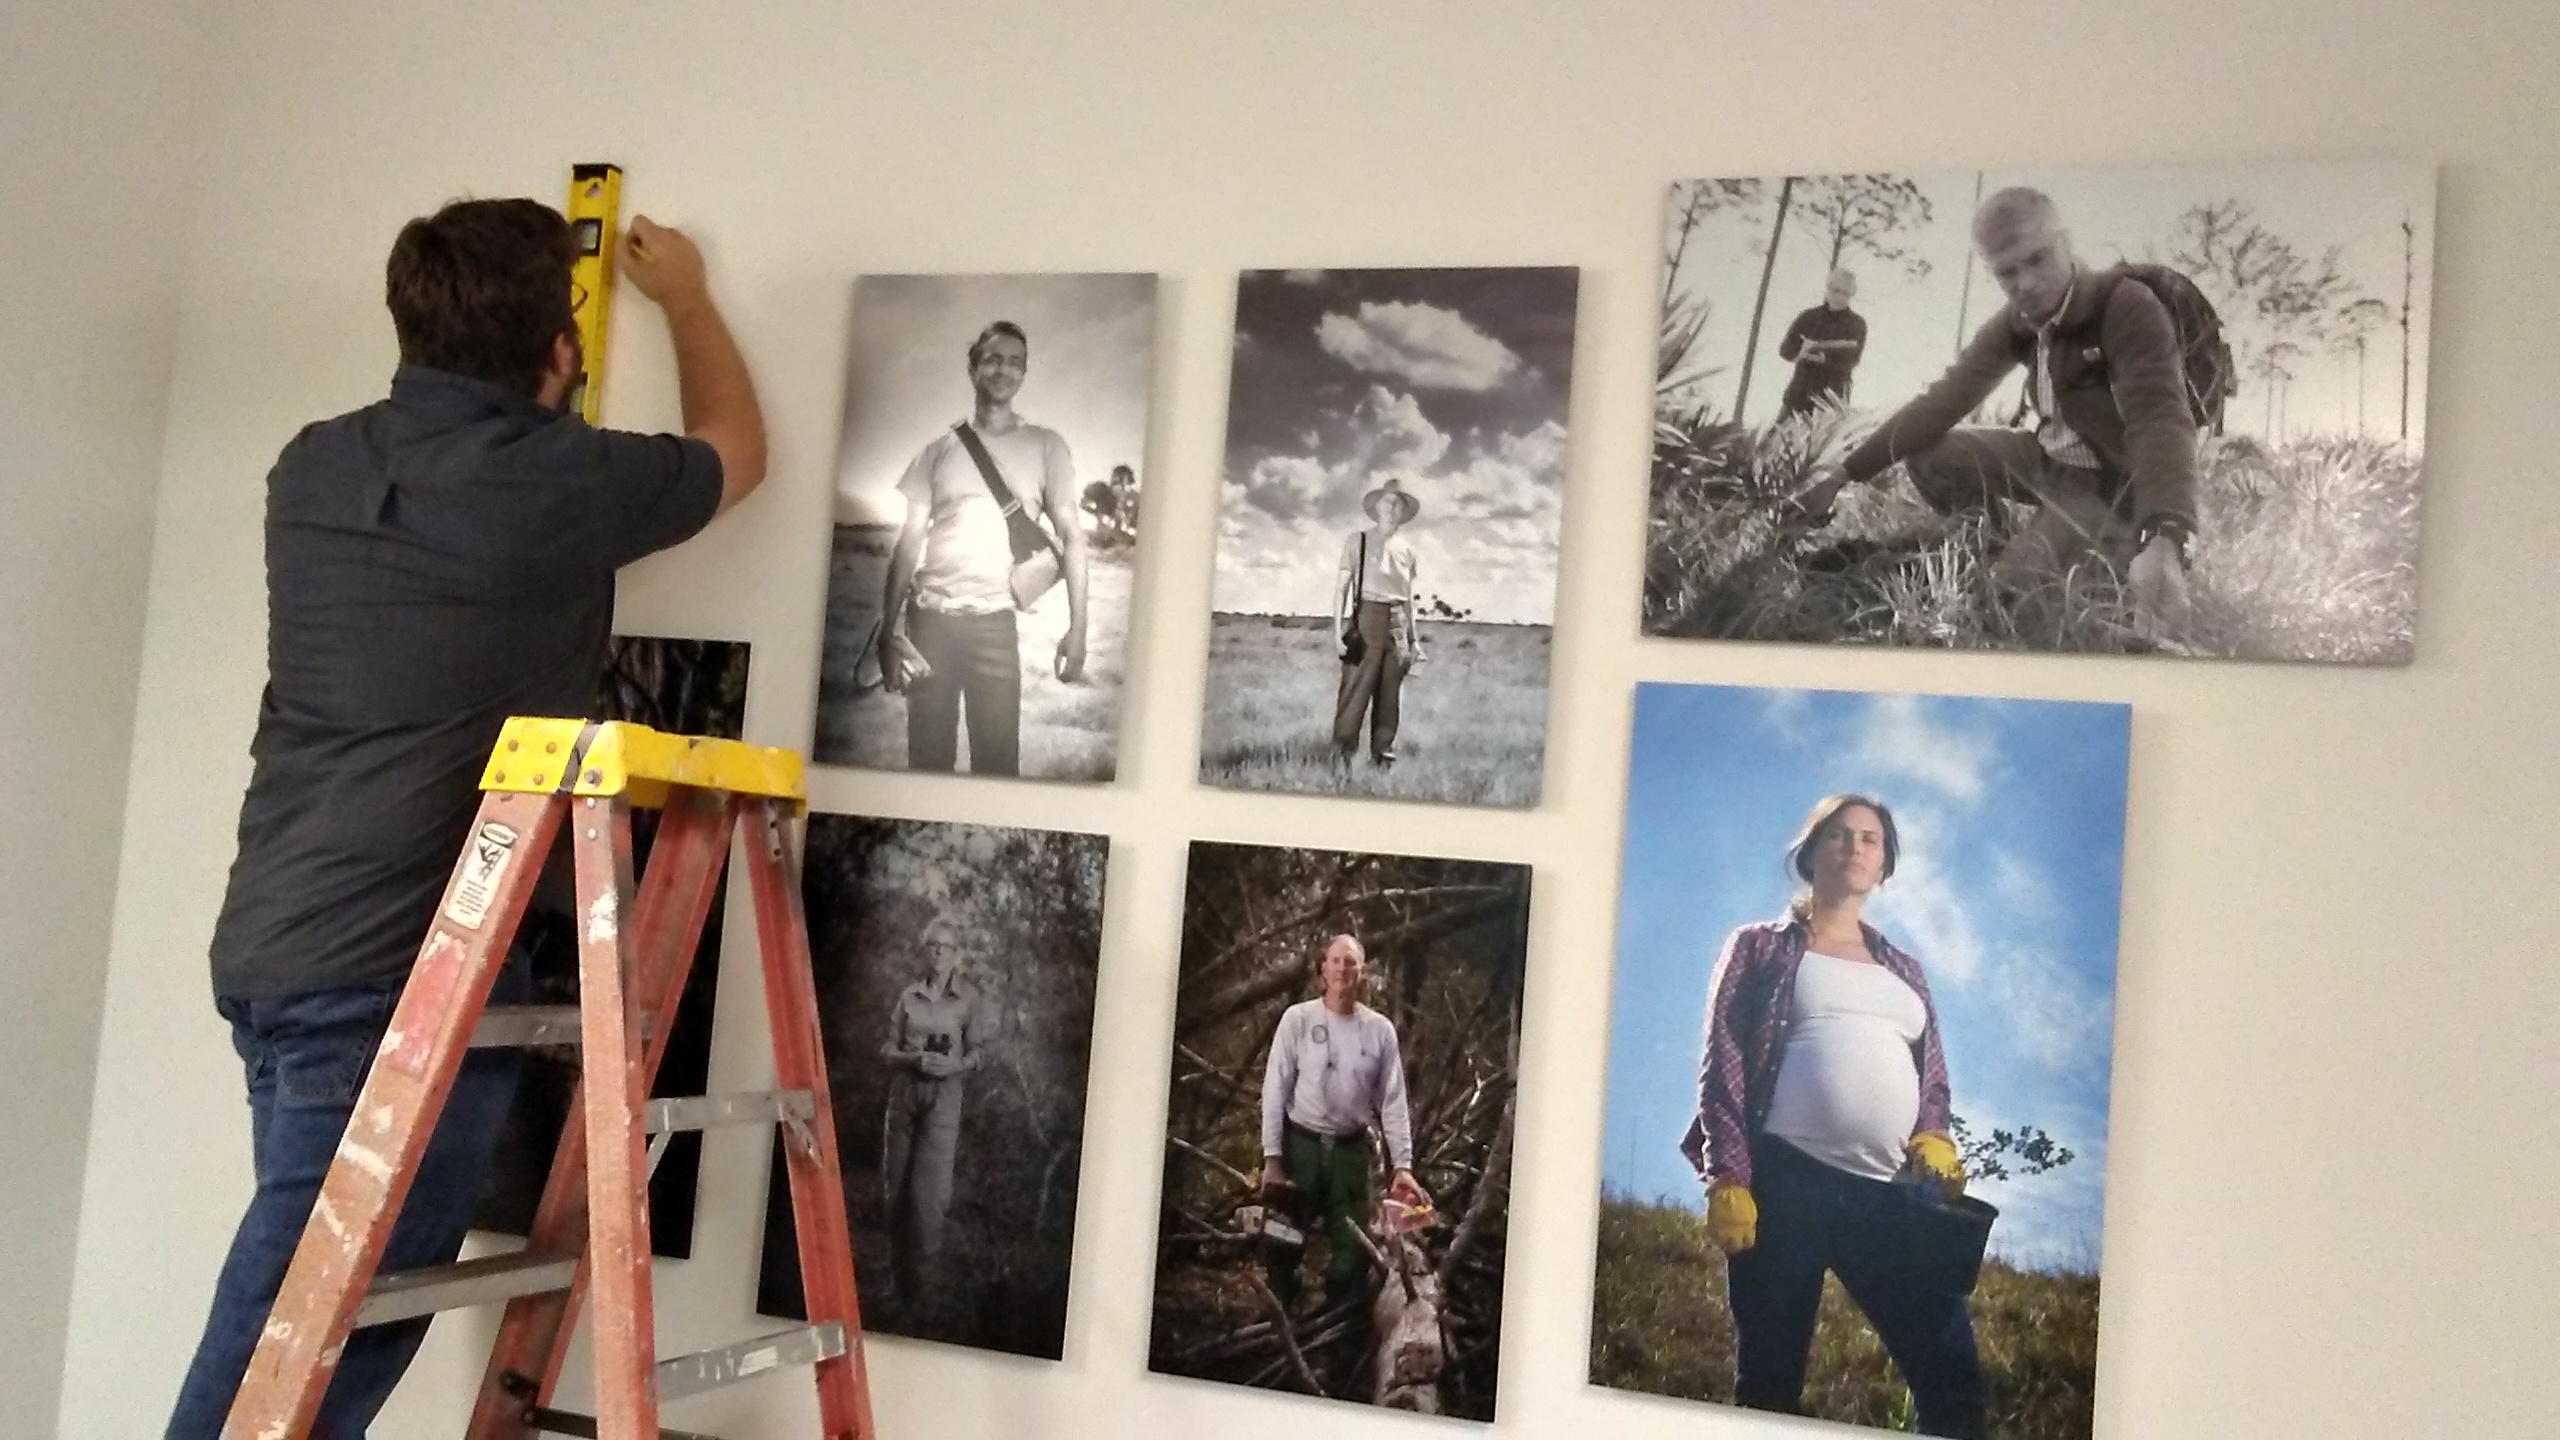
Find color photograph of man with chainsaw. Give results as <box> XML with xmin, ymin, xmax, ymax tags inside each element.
<box><xmin>1146</xmin><ymin>841</ymin><xmax>1530</xmax><ymax>1418</ymax></box>
<box><xmin>1645</xmin><ymin>160</ymin><xmax>2433</xmax><ymax>663</ymax></box>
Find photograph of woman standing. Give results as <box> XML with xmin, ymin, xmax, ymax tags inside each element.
<box><xmin>759</xmin><ymin>814</ymin><xmax>1108</xmax><ymax>1361</ymax></box>
<box><xmin>1593</xmin><ymin>684</ymin><xmax>2126</xmax><ymax>1437</ymax></box>
<box><xmin>1332</xmin><ymin>477</ymin><xmax>1427</xmax><ymax>767</ymax></box>
<box><xmin>1687</xmin><ymin>792</ymin><xmax>1985</xmax><ymax>1437</ymax></box>
<box><xmin>878</xmin><ymin>922</ymin><xmax>990</xmax><ymax>1319</ymax></box>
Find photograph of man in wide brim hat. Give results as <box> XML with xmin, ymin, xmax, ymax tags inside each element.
<box><xmin>1330</xmin><ymin>475</ymin><xmax>1427</xmax><ymax>771</ymax></box>
<box><xmin>1197</xmin><ymin>265</ymin><xmax>1581</xmax><ymax>808</ymax></box>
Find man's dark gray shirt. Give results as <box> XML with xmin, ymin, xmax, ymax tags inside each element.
<box><xmin>208</xmin><ymin>365</ymin><xmax>722</xmax><ymax>1000</ymax></box>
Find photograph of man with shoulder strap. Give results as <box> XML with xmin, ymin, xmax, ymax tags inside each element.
<box><xmin>812</xmin><ymin>273</ymin><xmax>1158</xmax><ymax>780</ymax></box>
<box><xmin>875</xmin><ymin>318</ymin><xmax>1090</xmax><ymax>776</ymax></box>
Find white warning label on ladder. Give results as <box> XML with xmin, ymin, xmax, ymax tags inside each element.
<box><xmin>445</xmin><ymin>821</ymin><xmax>519</xmax><ymax>930</ymax></box>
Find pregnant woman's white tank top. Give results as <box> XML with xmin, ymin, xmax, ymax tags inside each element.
<box><xmin>1762</xmin><ymin>951</ymin><xmax>1928</xmax><ymax>1181</ymax></box>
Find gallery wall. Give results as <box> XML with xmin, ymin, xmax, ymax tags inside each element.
<box><xmin>56</xmin><ymin>1</ymin><xmax>2560</xmax><ymax>1437</ymax></box>
<box><xmin>0</xmin><ymin>0</ymin><xmax>206</xmax><ymax>1427</ymax></box>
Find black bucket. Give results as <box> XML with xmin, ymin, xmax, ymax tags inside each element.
<box><xmin>1893</xmin><ymin>1188</ymin><xmax>2000</xmax><ymax>1295</ymax></box>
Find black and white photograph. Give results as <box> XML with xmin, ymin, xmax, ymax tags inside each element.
<box><xmin>1198</xmin><ymin>267</ymin><xmax>1579</xmax><ymax>806</ymax></box>
<box><xmin>1644</xmin><ymin>160</ymin><xmax>2434</xmax><ymax>662</ymax></box>
<box><xmin>756</xmin><ymin>814</ymin><xmax>1108</xmax><ymax>1361</ymax></box>
<box><xmin>1146</xmin><ymin>841</ymin><xmax>1531</xmax><ymax>1418</ymax></box>
<box><xmin>813</xmin><ymin>272</ymin><xmax>1157</xmax><ymax>780</ymax></box>
<box><xmin>472</xmin><ymin>634</ymin><xmax>751</xmax><ymax>1257</ymax></box>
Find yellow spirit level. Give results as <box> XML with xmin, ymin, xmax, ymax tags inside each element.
<box><xmin>564</xmin><ymin>163</ymin><xmax>623</xmax><ymax>425</ymax></box>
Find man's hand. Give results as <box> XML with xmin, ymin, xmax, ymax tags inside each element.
<box><xmin>1707</xmin><ymin>1183</ymin><xmax>1758</xmax><ymax>1254</ymax></box>
<box><xmin>878</xmin><ymin>623</ymin><xmax>927</xmax><ymax>694</ymax></box>
<box><xmin>1055</xmin><ymin>628</ymin><xmax>1087</xmax><ymax>683</ymax></box>
<box><xmin>1387</xmin><ymin>1169</ymin><xmax>1429</xmax><ymax>1208</ymax></box>
<box><xmin>618</xmin><ymin>214</ymin><xmax>766</xmax><ymax>513</ymax></box>
<box><xmin>2129</xmin><ymin>532</ymin><xmax>2195</xmax><ymax>640</ymax></box>
<box><xmin>1778</xmin><ymin>465</ymin><xmax>1851</xmax><ymax>530</ymax></box>
<box><xmin>1262</xmin><ymin>1158</ymin><xmax>1289</xmax><ymax>1191</ymax></box>
<box><xmin>1906</xmin><ymin>1131</ymin><xmax>1965</xmax><ymax>1199</ymax></box>
<box><xmin>916</xmin><ymin>1050</ymin><xmax>962</xmax><ymax>1079</ymax></box>
<box><xmin>618</xmin><ymin>216</ymin><xmax>709</xmax><ymax>309</ymax></box>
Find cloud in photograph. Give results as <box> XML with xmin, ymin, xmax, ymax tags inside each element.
<box><xmin>1851</xmin><ymin>694</ymin><xmax>1993</xmax><ymax>804</ymax></box>
<box><xmin>1212</xmin><ymin>267</ymin><xmax>1578</xmax><ymax>625</ymax></box>
<box><xmin>1212</xmin><ymin>391</ymin><xmax>1566</xmax><ymax>624</ymax></box>
<box><xmin>1317</xmin><ymin>300</ymin><xmax>1524</xmax><ymax>392</ymax></box>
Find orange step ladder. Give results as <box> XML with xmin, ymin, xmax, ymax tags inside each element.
<box><xmin>222</xmin><ymin>717</ymin><xmax>873</xmax><ymax>1440</ymax></box>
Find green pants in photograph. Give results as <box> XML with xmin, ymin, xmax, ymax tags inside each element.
<box><xmin>1286</xmin><ymin>1125</ymin><xmax>1377</xmax><ymax>1296</ymax></box>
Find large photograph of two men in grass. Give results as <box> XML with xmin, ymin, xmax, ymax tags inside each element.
<box><xmin>1199</xmin><ymin>267</ymin><xmax>1579</xmax><ymax>806</ymax></box>
<box><xmin>813</xmin><ymin>272</ymin><xmax>1157</xmax><ymax>780</ymax></box>
<box><xmin>1646</xmin><ymin>160</ymin><xmax>2433</xmax><ymax>662</ymax></box>
<box><xmin>1590</xmin><ymin>683</ymin><xmax>2129</xmax><ymax>1439</ymax></box>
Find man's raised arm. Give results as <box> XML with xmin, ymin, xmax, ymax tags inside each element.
<box><xmin>620</xmin><ymin>215</ymin><xmax>767</xmax><ymax>515</ymax></box>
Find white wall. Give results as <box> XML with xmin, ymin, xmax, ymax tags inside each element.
<box><xmin>59</xmin><ymin>2</ymin><xmax>2560</xmax><ymax>1436</ymax></box>
<box><xmin>0</xmin><ymin>0</ymin><xmax>206</xmax><ymax>1432</ymax></box>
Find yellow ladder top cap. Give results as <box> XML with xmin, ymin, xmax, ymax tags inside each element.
<box><xmin>481</xmin><ymin>717</ymin><xmax>806</xmax><ymax>806</ymax></box>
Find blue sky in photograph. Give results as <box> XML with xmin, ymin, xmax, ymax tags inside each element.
<box><xmin>1599</xmin><ymin>683</ymin><xmax>2130</xmax><ymax>1273</ymax></box>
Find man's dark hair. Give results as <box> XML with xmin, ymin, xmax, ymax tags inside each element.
<box><xmin>967</xmin><ymin>320</ymin><xmax>1029</xmax><ymax>367</ymax></box>
<box><xmin>386</xmin><ymin>198</ymin><xmax>578</xmax><ymax>396</ymax></box>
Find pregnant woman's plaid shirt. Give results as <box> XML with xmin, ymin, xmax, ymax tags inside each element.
<box><xmin>1681</xmin><ymin>916</ymin><xmax>1952</xmax><ymax>1191</ymax></box>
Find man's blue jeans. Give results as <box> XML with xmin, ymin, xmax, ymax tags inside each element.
<box><xmin>166</xmin><ymin>956</ymin><xmax>529</xmax><ymax>1439</ymax></box>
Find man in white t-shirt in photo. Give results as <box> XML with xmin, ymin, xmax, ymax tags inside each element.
<box><xmin>1259</xmin><ymin>933</ymin><xmax>1431</xmax><ymax>1309</ymax></box>
<box><xmin>878</xmin><ymin>320</ymin><xmax>1090</xmax><ymax>774</ymax></box>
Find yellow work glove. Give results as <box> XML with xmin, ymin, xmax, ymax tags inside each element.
<box><xmin>1706</xmin><ymin>1183</ymin><xmax>1758</xmax><ymax>1254</ymax></box>
<box><xmin>1907</xmin><ymin>1131</ymin><xmax>1965</xmax><ymax>1197</ymax></box>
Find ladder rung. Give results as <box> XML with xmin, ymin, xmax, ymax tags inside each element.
<box><xmin>471</xmin><ymin>1004</ymin><xmax>660</xmax><ymax>1049</ymax></box>
<box><xmin>524</xmin><ymin>1406</ymin><xmax>725</xmax><ymax>1440</ymax></box>
<box><xmin>470</xmin><ymin>1004</ymin><xmax>585</xmax><ymax>1049</ymax></box>
<box><xmin>355</xmin><ymin>1251</ymin><xmax>579</xmax><ymax>1328</ymax></box>
<box><xmin>643</xmin><ymin>1089</ymin><xmax>815</xmax><ymax>1135</ymax></box>
<box><xmin>655</xmin><ymin>1323</ymin><xmax>846</xmax><ymax>1405</ymax></box>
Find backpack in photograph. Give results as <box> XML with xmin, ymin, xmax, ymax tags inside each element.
<box><xmin>2107</xmin><ymin>262</ymin><xmax>2236</xmax><ymax>434</ymax></box>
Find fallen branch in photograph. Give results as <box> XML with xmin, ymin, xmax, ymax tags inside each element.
<box><xmin>1642</xmin><ymin>402</ymin><xmax>2421</xmax><ymax>662</ymax></box>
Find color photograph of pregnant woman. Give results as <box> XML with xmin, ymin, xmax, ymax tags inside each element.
<box><xmin>1589</xmin><ymin>682</ymin><xmax>2130</xmax><ymax>1439</ymax></box>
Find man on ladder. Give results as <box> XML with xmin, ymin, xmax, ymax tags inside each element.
<box><xmin>166</xmin><ymin>193</ymin><xmax>766</xmax><ymax>1437</ymax></box>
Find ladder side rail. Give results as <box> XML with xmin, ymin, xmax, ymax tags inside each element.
<box><xmin>466</xmin><ymin>787</ymin><xmax>738</xmax><ymax>1438</ymax></box>
<box><xmin>743</xmin><ymin>798</ymin><xmax>874</xmax><ymax>1440</ymax></box>
<box><xmin>223</xmin><ymin>789</ymin><xmax>566</xmax><ymax>1439</ymax></box>
<box><xmin>571</xmin><ymin>794</ymin><xmax>662</xmax><ymax>1439</ymax></box>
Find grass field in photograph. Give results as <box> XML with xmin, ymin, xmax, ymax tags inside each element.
<box><xmin>1197</xmin><ymin>612</ymin><xmax>1549</xmax><ymax>807</ymax></box>
<box><xmin>813</xmin><ymin>523</ymin><xmax>1130</xmax><ymax>780</ymax></box>
<box><xmin>1642</xmin><ymin>404</ymin><xmax>2421</xmax><ymax>663</ymax></box>
<box><xmin>1589</xmin><ymin>1193</ymin><xmax>2099</xmax><ymax>1438</ymax></box>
